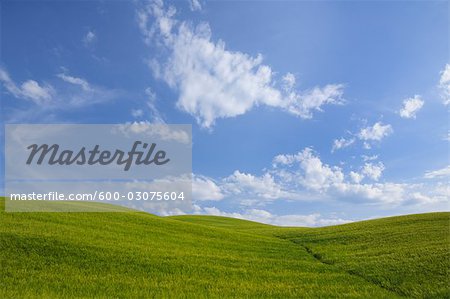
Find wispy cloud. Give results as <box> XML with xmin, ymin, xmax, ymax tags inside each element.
<box><xmin>332</xmin><ymin>137</ymin><xmax>355</xmax><ymax>152</ymax></box>
<box><xmin>438</xmin><ymin>64</ymin><xmax>450</xmax><ymax>105</ymax></box>
<box><xmin>144</xmin><ymin>87</ymin><xmax>165</xmax><ymax>123</ymax></box>
<box><xmin>56</xmin><ymin>71</ymin><xmax>121</xmax><ymax>107</ymax></box>
<box><xmin>137</xmin><ymin>0</ymin><xmax>345</xmax><ymax>128</ymax></box>
<box><xmin>188</xmin><ymin>0</ymin><xmax>202</xmax><ymax>11</ymax></box>
<box><xmin>131</xmin><ymin>108</ymin><xmax>144</xmax><ymax>118</ymax></box>
<box><xmin>1</xmin><ymin>68</ymin><xmax>122</xmax><ymax>122</ymax></box>
<box><xmin>57</xmin><ymin>73</ymin><xmax>92</xmax><ymax>92</ymax></box>
<box><xmin>0</xmin><ymin>68</ymin><xmax>54</xmax><ymax>105</ymax></box>
<box><xmin>83</xmin><ymin>30</ymin><xmax>97</xmax><ymax>47</ymax></box>
<box><xmin>424</xmin><ymin>165</ymin><xmax>450</xmax><ymax>179</ymax></box>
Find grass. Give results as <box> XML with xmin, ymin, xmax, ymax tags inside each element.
<box><xmin>1</xmin><ymin>197</ymin><xmax>448</xmax><ymax>298</ymax></box>
<box><xmin>272</xmin><ymin>213</ymin><xmax>450</xmax><ymax>298</ymax></box>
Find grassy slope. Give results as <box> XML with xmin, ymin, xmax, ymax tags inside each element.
<box><xmin>275</xmin><ymin>213</ymin><xmax>450</xmax><ymax>299</ymax></box>
<box><xmin>1</xmin><ymin>197</ymin><xmax>448</xmax><ymax>298</ymax></box>
<box><xmin>175</xmin><ymin>213</ymin><xmax>450</xmax><ymax>298</ymax></box>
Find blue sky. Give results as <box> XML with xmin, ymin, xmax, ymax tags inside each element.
<box><xmin>1</xmin><ymin>0</ymin><xmax>449</xmax><ymax>226</ymax></box>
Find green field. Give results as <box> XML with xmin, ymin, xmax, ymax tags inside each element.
<box><xmin>1</xmin><ymin>198</ymin><xmax>448</xmax><ymax>298</ymax></box>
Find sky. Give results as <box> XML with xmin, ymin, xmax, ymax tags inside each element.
<box><xmin>1</xmin><ymin>0</ymin><xmax>449</xmax><ymax>226</ymax></box>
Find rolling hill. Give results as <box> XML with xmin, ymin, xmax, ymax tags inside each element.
<box><xmin>1</xmin><ymin>197</ymin><xmax>448</xmax><ymax>298</ymax></box>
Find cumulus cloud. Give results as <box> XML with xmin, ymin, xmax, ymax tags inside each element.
<box><xmin>332</xmin><ymin>122</ymin><xmax>392</xmax><ymax>152</ymax></box>
<box><xmin>295</xmin><ymin>148</ymin><xmax>345</xmax><ymax>191</ymax></box>
<box><xmin>358</xmin><ymin>122</ymin><xmax>393</xmax><ymax>142</ymax></box>
<box><xmin>195</xmin><ymin>205</ymin><xmax>352</xmax><ymax>227</ymax></box>
<box><xmin>137</xmin><ymin>0</ymin><xmax>344</xmax><ymax>128</ymax></box>
<box><xmin>0</xmin><ymin>68</ymin><xmax>54</xmax><ymax>104</ymax></box>
<box><xmin>361</xmin><ymin>162</ymin><xmax>385</xmax><ymax>181</ymax></box>
<box><xmin>399</xmin><ymin>95</ymin><xmax>424</xmax><ymax>119</ymax></box>
<box><xmin>348</xmin><ymin>162</ymin><xmax>384</xmax><ymax>183</ymax></box>
<box><xmin>439</xmin><ymin>64</ymin><xmax>450</xmax><ymax>105</ymax></box>
<box><xmin>271</xmin><ymin>148</ymin><xmax>446</xmax><ymax>205</ymax></box>
<box><xmin>223</xmin><ymin>170</ymin><xmax>296</xmax><ymax>200</ymax></box>
<box><xmin>193</xmin><ymin>175</ymin><xmax>224</xmax><ymax>201</ymax></box>
<box><xmin>282</xmin><ymin>72</ymin><xmax>296</xmax><ymax>90</ymax></box>
<box><xmin>187</xmin><ymin>150</ymin><xmax>446</xmax><ymax>220</ymax></box>
<box><xmin>332</xmin><ymin>137</ymin><xmax>355</xmax><ymax>152</ymax></box>
<box><xmin>424</xmin><ymin>165</ymin><xmax>450</xmax><ymax>179</ymax></box>
<box><xmin>349</xmin><ymin>171</ymin><xmax>364</xmax><ymax>183</ymax></box>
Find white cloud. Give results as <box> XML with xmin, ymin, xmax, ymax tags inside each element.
<box><xmin>361</xmin><ymin>162</ymin><xmax>385</xmax><ymax>181</ymax></box>
<box><xmin>224</xmin><ymin>170</ymin><xmax>289</xmax><ymax>200</ymax></box>
<box><xmin>145</xmin><ymin>87</ymin><xmax>165</xmax><ymax>123</ymax></box>
<box><xmin>424</xmin><ymin>165</ymin><xmax>450</xmax><ymax>179</ymax></box>
<box><xmin>285</xmin><ymin>84</ymin><xmax>345</xmax><ymax>119</ymax></box>
<box><xmin>131</xmin><ymin>109</ymin><xmax>144</xmax><ymax>118</ymax></box>
<box><xmin>193</xmin><ymin>175</ymin><xmax>224</xmax><ymax>201</ymax></box>
<box><xmin>282</xmin><ymin>72</ymin><xmax>296</xmax><ymax>91</ymax></box>
<box><xmin>196</xmin><ymin>206</ymin><xmax>352</xmax><ymax>227</ymax></box>
<box><xmin>20</xmin><ymin>80</ymin><xmax>53</xmax><ymax>103</ymax></box>
<box><xmin>0</xmin><ymin>68</ymin><xmax>53</xmax><ymax>104</ymax></box>
<box><xmin>1</xmin><ymin>68</ymin><xmax>122</xmax><ymax>122</ymax></box>
<box><xmin>56</xmin><ymin>71</ymin><xmax>120</xmax><ymax>107</ymax></box>
<box><xmin>137</xmin><ymin>0</ymin><xmax>344</xmax><ymax>128</ymax></box>
<box><xmin>358</xmin><ymin>122</ymin><xmax>393</xmax><ymax>142</ymax></box>
<box><xmin>295</xmin><ymin>148</ymin><xmax>345</xmax><ymax>191</ymax></box>
<box><xmin>332</xmin><ymin>137</ymin><xmax>355</xmax><ymax>152</ymax></box>
<box><xmin>57</xmin><ymin>73</ymin><xmax>91</xmax><ymax>91</ymax></box>
<box><xmin>116</xmin><ymin>121</ymin><xmax>190</xmax><ymax>144</ymax></box>
<box><xmin>349</xmin><ymin>171</ymin><xmax>364</xmax><ymax>184</ymax></box>
<box><xmin>272</xmin><ymin>148</ymin><xmax>444</xmax><ymax>205</ymax></box>
<box><xmin>348</xmin><ymin>162</ymin><xmax>384</xmax><ymax>183</ymax></box>
<box><xmin>273</xmin><ymin>152</ymin><xmax>303</xmax><ymax>166</ymax></box>
<box><xmin>399</xmin><ymin>95</ymin><xmax>424</xmax><ymax>119</ymax></box>
<box><xmin>439</xmin><ymin>64</ymin><xmax>450</xmax><ymax>105</ymax></box>
<box><xmin>83</xmin><ymin>30</ymin><xmax>96</xmax><ymax>46</ymax></box>
<box><xmin>186</xmin><ymin>150</ymin><xmax>447</xmax><ymax>220</ymax></box>
<box><xmin>362</xmin><ymin>155</ymin><xmax>378</xmax><ymax>162</ymax></box>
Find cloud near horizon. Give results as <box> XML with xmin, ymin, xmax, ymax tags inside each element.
<box><xmin>190</xmin><ymin>148</ymin><xmax>447</xmax><ymax>209</ymax></box>
<box><xmin>190</xmin><ymin>205</ymin><xmax>353</xmax><ymax>227</ymax></box>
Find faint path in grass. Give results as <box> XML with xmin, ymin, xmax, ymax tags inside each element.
<box><xmin>285</xmin><ymin>238</ymin><xmax>406</xmax><ymax>298</ymax></box>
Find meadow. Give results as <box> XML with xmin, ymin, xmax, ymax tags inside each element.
<box><xmin>1</xmin><ymin>197</ymin><xmax>448</xmax><ymax>298</ymax></box>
